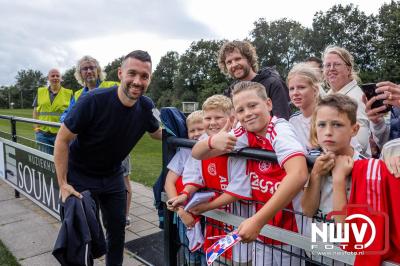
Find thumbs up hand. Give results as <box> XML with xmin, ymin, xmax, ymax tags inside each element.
<box><xmin>208</xmin><ymin>120</ymin><xmax>237</xmax><ymax>153</ymax></box>
<box><xmin>222</xmin><ymin>118</ymin><xmax>232</xmax><ymax>132</ymax></box>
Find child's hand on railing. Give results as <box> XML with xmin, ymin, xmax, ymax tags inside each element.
<box><xmin>167</xmin><ymin>193</ymin><xmax>188</xmax><ymax>209</ymax></box>
<box><xmin>237</xmin><ymin>216</ymin><xmax>263</xmax><ymax>243</ymax></box>
<box><xmin>311</xmin><ymin>151</ymin><xmax>335</xmax><ymax>178</ymax></box>
<box><xmin>189</xmin><ymin>202</ymin><xmax>210</xmax><ymax>215</ymax></box>
<box><xmin>177</xmin><ymin>208</ymin><xmax>195</xmax><ymax>229</ymax></box>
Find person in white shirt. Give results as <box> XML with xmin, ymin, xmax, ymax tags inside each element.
<box><xmin>323</xmin><ymin>45</ymin><xmax>371</xmax><ymax>156</ymax></box>
<box><xmin>287</xmin><ymin>63</ymin><xmax>321</xmax><ymax>152</ymax></box>
<box><xmin>288</xmin><ymin>63</ymin><xmax>361</xmax><ymax>153</ymax></box>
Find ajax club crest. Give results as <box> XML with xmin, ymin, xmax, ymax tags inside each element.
<box><xmin>208</xmin><ymin>163</ymin><xmax>217</xmax><ymax>176</ymax></box>
<box><xmin>258</xmin><ymin>161</ymin><xmax>271</xmax><ymax>172</ymax></box>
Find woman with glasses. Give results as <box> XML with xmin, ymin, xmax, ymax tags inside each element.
<box><xmin>322</xmin><ymin>45</ymin><xmax>371</xmax><ymax>157</ymax></box>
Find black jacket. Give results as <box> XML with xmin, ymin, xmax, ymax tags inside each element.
<box><xmin>52</xmin><ymin>191</ymin><xmax>106</xmax><ymax>266</ymax></box>
<box><xmin>226</xmin><ymin>67</ymin><xmax>291</xmax><ymax>120</ymax></box>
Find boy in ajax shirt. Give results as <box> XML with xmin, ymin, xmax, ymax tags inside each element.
<box><xmin>164</xmin><ymin>110</ymin><xmax>205</xmax><ymax>265</ymax></box>
<box><xmin>192</xmin><ymin>81</ymin><xmax>309</xmax><ymax>266</ymax></box>
<box><xmin>169</xmin><ymin>95</ymin><xmax>252</xmax><ymax>265</ymax></box>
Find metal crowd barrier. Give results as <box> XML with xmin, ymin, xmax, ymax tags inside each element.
<box><xmin>0</xmin><ymin>115</ymin><xmax>398</xmax><ymax>266</ymax></box>
<box><xmin>0</xmin><ymin>115</ymin><xmax>60</xmax><ymax>201</ymax></box>
<box><xmin>162</xmin><ymin>135</ymin><xmax>400</xmax><ymax>266</ymax></box>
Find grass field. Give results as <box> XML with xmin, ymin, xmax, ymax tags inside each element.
<box><xmin>0</xmin><ymin>108</ymin><xmax>162</xmax><ymax>187</ymax></box>
<box><xmin>0</xmin><ymin>240</ymin><xmax>20</xmax><ymax>266</ymax></box>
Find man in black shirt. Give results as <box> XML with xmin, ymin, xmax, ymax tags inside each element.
<box><xmin>54</xmin><ymin>50</ymin><xmax>162</xmax><ymax>266</ymax></box>
<box><xmin>218</xmin><ymin>40</ymin><xmax>291</xmax><ymax>120</ymax></box>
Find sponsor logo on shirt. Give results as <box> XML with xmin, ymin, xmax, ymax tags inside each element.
<box><xmin>250</xmin><ymin>172</ymin><xmax>280</xmax><ymax>194</ymax></box>
<box><xmin>219</xmin><ymin>175</ymin><xmax>228</xmax><ymax>191</ymax></box>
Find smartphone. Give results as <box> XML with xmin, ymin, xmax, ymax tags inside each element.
<box><xmin>360</xmin><ymin>83</ymin><xmax>392</xmax><ymax>113</ymax></box>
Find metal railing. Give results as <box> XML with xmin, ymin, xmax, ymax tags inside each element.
<box><xmin>1</xmin><ymin>115</ymin><xmax>398</xmax><ymax>266</ymax></box>
<box><xmin>0</xmin><ymin>114</ymin><xmax>61</xmax><ymax>129</ymax></box>
<box><xmin>0</xmin><ymin>115</ymin><xmax>60</xmax><ymax>199</ymax></box>
<box><xmin>162</xmin><ymin>135</ymin><xmax>400</xmax><ymax>266</ymax></box>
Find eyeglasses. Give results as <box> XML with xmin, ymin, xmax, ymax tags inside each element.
<box><xmin>81</xmin><ymin>66</ymin><xmax>97</xmax><ymax>72</ymax></box>
<box><xmin>323</xmin><ymin>62</ymin><xmax>345</xmax><ymax>70</ymax></box>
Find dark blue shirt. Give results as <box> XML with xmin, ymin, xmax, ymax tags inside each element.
<box><xmin>64</xmin><ymin>87</ymin><xmax>159</xmax><ymax>180</ymax></box>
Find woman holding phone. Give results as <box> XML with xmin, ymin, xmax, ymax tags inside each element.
<box><xmin>365</xmin><ymin>81</ymin><xmax>400</xmax><ymax>177</ymax></box>
<box><xmin>365</xmin><ymin>81</ymin><xmax>400</xmax><ymax>146</ymax></box>
<box><xmin>322</xmin><ymin>45</ymin><xmax>371</xmax><ymax>156</ymax></box>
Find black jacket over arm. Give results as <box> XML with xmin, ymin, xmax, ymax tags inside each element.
<box><xmin>52</xmin><ymin>191</ymin><xmax>106</xmax><ymax>266</ymax></box>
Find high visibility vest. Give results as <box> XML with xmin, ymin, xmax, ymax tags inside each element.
<box><xmin>74</xmin><ymin>81</ymin><xmax>120</xmax><ymax>101</ymax></box>
<box><xmin>37</xmin><ymin>87</ymin><xmax>73</xmax><ymax>134</ymax></box>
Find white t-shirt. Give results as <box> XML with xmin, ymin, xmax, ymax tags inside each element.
<box><xmin>318</xmin><ymin>150</ymin><xmax>366</xmax><ymax>216</ymax></box>
<box><xmin>167</xmin><ymin>148</ymin><xmax>192</xmax><ymax>176</ymax></box>
<box><xmin>289</xmin><ymin>111</ymin><xmax>363</xmax><ymax>154</ymax></box>
<box><xmin>303</xmin><ymin>149</ymin><xmax>366</xmax><ymax>265</ymax></box>
<box><xmin>289</xmin><ymin>111</ymin><xmax>312</xmax><ymax>152</ymax></box>
<box><xmin>328</xmin><ymin>80</ymin><xmax>371</xmax><ymax>156</ymax></box>
<box><xmin>304</xmin><ymin>149</ymin><xmax>366</xmax><ymax>237</ymax></box>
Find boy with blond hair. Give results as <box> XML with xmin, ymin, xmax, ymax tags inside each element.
<box><xmin>169</xmin><ymin>95</ymin><xmax>252</xmax><ymax>265</ymax></box>
<box><xmin>192</xmin><ymin>81</ymin><xmax>308</xmax><ymax>266</ymax></box>
<box><xmin>165</xmin><ymin>110</ymin><xmax>205</xmax><ymax>265</ymax></box>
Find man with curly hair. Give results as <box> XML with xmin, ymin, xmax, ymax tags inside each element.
<box><xmin>218</xmin><ymin>40</ymin><xmax>291</xmax><ymax>120</ymax></box>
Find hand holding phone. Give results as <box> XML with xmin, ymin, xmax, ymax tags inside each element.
<box><xmin>361</xmin><ymin>83</ymin><xmax>392</xmax><ymax>114</ymax></box>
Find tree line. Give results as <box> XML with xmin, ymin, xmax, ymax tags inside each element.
<box><xmin>1</xmin><ymin>2</ymin><xmax>399</xmax><ymax>109</ymax></box>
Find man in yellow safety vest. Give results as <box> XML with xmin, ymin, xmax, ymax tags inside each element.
<box><xmin>32</xmin><ymin>68</ymin><xmax>73</xmax><ymax>154</ymax></box>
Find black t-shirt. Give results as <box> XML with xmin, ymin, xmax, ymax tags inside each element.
<box><xmin>225</xmin><ymin>67</ymin><xmax>291</xmax><ymax>120</ymax></box>
<box><xmin>64</xmin><ymin>86</ymin><xmax>159</xmax><ymax>179</ymax></box>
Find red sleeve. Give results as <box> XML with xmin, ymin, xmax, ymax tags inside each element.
<box><xmin>350</xmin><ymin>159</ymin><xmax>400</xmax><ymax>265</ymax></box>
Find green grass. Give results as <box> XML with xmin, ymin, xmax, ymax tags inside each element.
<box><xmin>130</xmin><ymin>134</ymin><xmax>162</xmax><ymax>186</ymax></box>
<box><xmin>0</xmin><ymin>108</ymin><xmax>162</xmax><ymax>187</ymax></box>
<box><xmin>0</xmin><ymin>240</ymin><xmax>20</xmax><ymax>266</ymax></box>
<box><xmin>0</xmin><ymin>109</ymin><xmax>36</xmax><ymax>147</ymax></box>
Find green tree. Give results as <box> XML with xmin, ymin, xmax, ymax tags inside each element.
<box><xmin>14</xmin><ymin>69</ymin><xmax>47</xmax><ymax>108</ymax></box>
<box><xmin>173</xmin><ymin>39</ymin><xmax>229</xmax><ymax>106</ymax></box>
<box><xmin>0</xmin><ymin>86</ymin><xmax>10</xmax><ymax>108</ymax></box>
<box><xmin>147</xmin><ymin>51</ymin><xmax>180</xmax><ymax>107</ymax></box>
<box><xmin>250</xmin><ymin>18</ymin><xmax>309</xmax><ymax>77</ymax></box>
<box><xmin>62</xmin><ymin>67</ymin><xmax>81</xmax><ymax>91</ymax></box>
<box><xmin>104</xmin><ymin>56</ymin><xmax>124</xmax><ymax>82</ymax></box>
<box><xmin>376</xmin><ymin>1</ymin><xmax>400</xmax><ymax>82</ymax></box>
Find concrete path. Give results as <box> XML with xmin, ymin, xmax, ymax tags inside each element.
<box><xmin>0</xmin><ymin>179</ymin><xmax>162</xmax><ymax>266</ymax></box>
